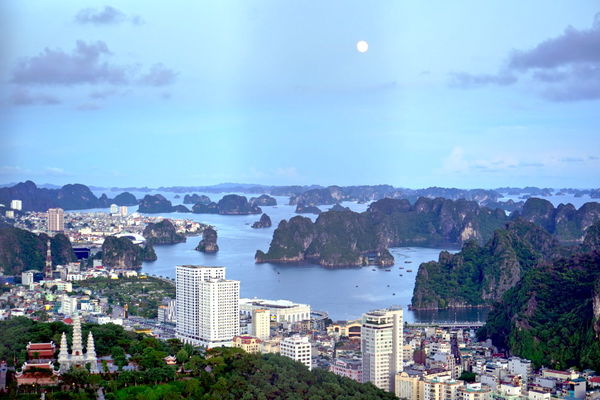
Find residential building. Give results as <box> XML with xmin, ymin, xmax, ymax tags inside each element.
<box><xmin>330</xmin><ymin>358</ymin><xmax>363</xmax><ymax>382</ymax></box>
<box><xmin>47</xmin><ymin>208</ymin><xmax>64</xmax><ymax>232</ymax></box>
<box><xmin>508</xmin><ymin>357</ymin><xmax>532</xmax><ymax>386</ymax></box>
<box><xmin>21</xmin><ymin>271</ymin><xmax>35</xmax><ymax>286</ymax></box>
<box><xmin>423</xmin><ymin>376</ymin><xmax>464</xmax><ymax>400</ymax></box>
<box><xmin>252</xmin><ymin>309</ymin><xmax>271</xmax><ymax>340</ymax></box>
<box><xmin>11</xmin><ymin>199</ymin><xmax>22</xmax><ymax>210</ymax></box>
<box><xmin>280</xmin><ymin>335</ymin><xmax>312</xmax><ymax>370</ymax></box>
<box><xmin>458</xmin><ymin>383</ymin><xmax>492</xmax><ymax>400</ymax></box>
<box><xmin>395</xmin><ymin>371</ymin><xmax>423</xmax><ymax>400</ymax></box>
<box><xmin>232</xmin><ymin>335</ymin><xmax>262</xmax><ymax>353</ymax></box>
<box><xmin>361</xmin><ymin>307</ymin><xmax>403</xmax><ymax>392</ymax></box>
<box><xmin>175</xmin><ymin>265</ymin><xmax>240</xmax><ymax>347</ymax></box>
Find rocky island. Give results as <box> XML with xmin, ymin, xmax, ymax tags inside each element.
<box><xmin>252</xmin><ymin>213</ymin><xmax>272</xmax><ymax>229</ymax></box>
<box><xmin>192</xmin><ymin>194</ymin><xmax>262</xmax><ymax>215</ymax></box>
<box><xmin>183</xmin><ymin>193</ymin><xmax>212</xmax><ymax>205</ymax></box>
<box><xmin>142</xmin><ymin>219</ymin><xmax>186</xmax><ymax>245</ymax></box>
<box><xmin>196</xmin><ymin>227</ymin><xmax>219</xmax><ymax>253</ymax></box>
<box><xmin>295</xmin><ymin>203</ymin><xmax>322</xmax><ymax>214</ymax></box>
<box><xmin>138</xmin><ymin>194</ymin><xmax>190</xmax><ymax>213</ymax></box>
<box><xmin>257</xmin><ymin>197</ymin><xmax>510</xmax><ymax>268</ymax></box>
<box><xmin>0</xmin><ymin>180</ymin><xmax>139</xmax><ymax>211</ymax></box>
<box><xmin>250</xmin><ymin>194</ymin><xmax>277</xmax><ymax>207</ymax></box>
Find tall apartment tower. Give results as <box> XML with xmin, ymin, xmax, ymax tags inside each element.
<box><xmin>252</xmin><ymin>309</ymin><xmax>271</xmax><ymax>340</ymax></box>
<box><xmin>175</xmin><ymin>265</ymin><xmax>240</xmax><ymax>348</ymax></box>
<box><xmin>361</xmin><ymin>307</ymin><xmax>404</xmax><ymax>392</ymax></box>
<box><xmin>47</xmin><ymin>208</ymin><xmax>64</xmax><ymax>232</ymax></box>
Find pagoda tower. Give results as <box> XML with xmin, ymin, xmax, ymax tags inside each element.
<box><xmin>86</xmin><ymin>333</ymin><xmax>99</xmax><ymax>373</ymax></box>
<box><xmin>44</xmin><ymin>240</ymin><xmax>53</xmax><ymax>279</ymax></box>
<box><xmin>70</xmin><ymin>315</ymin><xmax>85</xmax><ymax>366</ymax></box>
<box><xmin>58</xmin><ymin>333</ymin><xmax>69</xmax><ymax>372</ymax></box>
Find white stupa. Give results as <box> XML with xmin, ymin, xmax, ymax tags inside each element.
<box><xmin>57</xmin><ymin>314</ymin><xmax>98</xmax><ymax>373</ymax></box>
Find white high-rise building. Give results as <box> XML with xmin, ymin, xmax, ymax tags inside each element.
<box><xmin>47</xmin><ymin>208</ymin><xmax>64</xmax><ymax>232</ymax></box>
<box><xmin>21</xmin><ymin>270</ymin><xmax>35</xmax><ymax>286</ymax></box>
<box><xmin>361</xmin><ymin>307</ymin><xmax>403</xmax><ymax>392</ymax></box>
<box><xmin>176</xmin><ymin>265</ymin><xmax>240</xmax><ymax>348</ymax></box>
<box><xmin>252</xmin><ymin>309</ymin><xmax>271</xmax><ymax>340</ymax></box>
<box><xmin>119</xmin><ymin>206</ymin><xmax>128</xmax><ymax>216</ymax></box>
<box><xmin>280</xmin><ymin>335</ymin><xmax>312</xmax><ymax>370</ymax></box>
<box><xmin>110</xmin><ymin>204</ymin><xmax>119</xmax><ymax>214</ymax></box>
<box><xmin>10</xmin><ymin>199</ymin><xmax>22</xmax><ymax>211</ymax></box>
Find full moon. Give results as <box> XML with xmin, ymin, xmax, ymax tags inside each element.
<box><xmin>356</xmin><ymin>40</ymin><xmax>369</xmax><ymax>53</ymax></box>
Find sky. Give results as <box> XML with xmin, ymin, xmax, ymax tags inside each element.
<box><xmin>0</xmin><ymin>1</ymin><xmax>599</xmax><ymax>189</ymax></box>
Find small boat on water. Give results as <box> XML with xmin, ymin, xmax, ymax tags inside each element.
<box><xmin>372</xmin><ymin>268</ymin><xmax>376</xmax><ymax>271</ymax></box>
<box><xmin>407</xmin><ymin>269</ymin><xmax>413</xmax><ymax>272</ymax></box>
<box><xmin>404</xmin><ymin>261</ymin><xmax>412</xmax><ymax>263</ymax></box>
<box><xmin>385</xmin><ymin>269</ymin><xmax>391</xmax><ymax>272</ymax></box>
<box><xmin>399</xmin><ymin>274</ymin><xmax>403</xmax><ymax>277</ymax></box>
<box><xmin>399</xmin><ymin>266</ymin><xmax>404</xmax><ymax>269</ymax></box>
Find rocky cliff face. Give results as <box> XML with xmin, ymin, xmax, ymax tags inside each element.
<box><xmin>138</xmin><ymin>194</ymin><xmax>179</xmax><ymax>213</ymax></box>
<box><xmin>143</xmin><ymin>219</ymin><xmax>186</xmax><ymax>245</ymax></box>
<box><xmin>479</xmin><ymin>239</ymin><xmax>600</xmax><ymax>371</ymax></box>
<box><xmin>514</xmin><ymin>198</ymin><xmax>600</xmax><ymax>242</ymax></box>
<box><xmin>192</xmin><ymin>202</ymin><xmax>219</xmax><ymax>214</ymax></box>
<box><xmin>295</xmin><ymin>203</ymin><xmax>322</xmax><ymax>214</ymax></box>
<box><xmin>112</xmin><ymin>192</ymin><xmax>138</xmax><ymax>206</ymax></box>
<box><xmin>196</xmin><ymin>227</ymin><xmax>219</xmax><ymax>253</ymax></box>
<box><xmin>252</xmin><ymin>213</ymin><xmax>272</xmax><ymax>229</ymax></box>
<box><xmin>0</xmin><ymin>181</ymin><xmax>140</xmax><ymax>211</ymax></box>
<box><xmin>101</xmin><ymin>236</ymin><xmax>156</xmax><ymax>268</ymax></box>
<box><xmin>257</xmin><ymin>197</ymin><xmax>509</xmax><ymax>268</ymax></box>
<box><xmin>256</xmin><ymin>211</ymin><xmax>392</xmax><ymax>267</ymax></box>
<box><xmin>411</xmin><ymin>220</ymin><xmax>559</xmax><ymax>309</ymax></box>
<box><xmin>217</xmin><ymin>195</ymin><xmax>262</xmax><ymax>215</ymax></box>
<box><xmin>0</xmin><ymin>227</ymin><xmax>75</xmax><ymax>275</ymax></box>
<box><xmin>183</xmin><ymin>194</ymin><xmax>212</xmax><ymax>205</ymax></box>
<box><xmin>250</xmin><ymin>194</ymin><xmax>277</xmax><ymax>207</ymax></box>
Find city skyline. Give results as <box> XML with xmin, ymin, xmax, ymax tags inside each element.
<box><xmin>1</xmin><ymin>1</ymin><xmax>598</xmax><ymax>188</ymax></box>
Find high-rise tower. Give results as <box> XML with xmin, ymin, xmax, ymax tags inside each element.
<box><xmin>361</xmin><ymin>307</ymin><xmax>404</xmax><ymax>392</ymax></box>
<box><xmin>176</xmin><ymin>265</ymin><xmax>240</xmax><ymax>347</ymax></box>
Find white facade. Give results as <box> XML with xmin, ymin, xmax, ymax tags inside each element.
<box><xmin>119</xmin><ymin>206</ymin><xmax>128</xmax><ymax>216</ymax></box>
<box><xmin>361</xmin><ymin>307</ymin><xmax>403</xmax><ymax>392</ymax></box>
<box><xmin>110</xmin><ymin>204</ymin><xmax>119</xmax><ymax>214</ymax></box>
<box><xmin>252</xmin><ymin>309</ymin><xmax>271</xmax><ymax>340</ymax></box>
<box><xmin>176</xmin><ymin>265</ymin><xmax>240</xmax><ymax>348</ymax></box>
<box><xmin>21</xmin><ymin>271</ymin><xmax>35</xmax><ymax>286</ymax></box>
<box><xmin>240</xmin><ymin>298</ymin><xmax>311</xmax><ymax>323</ymax></box>
<box><xmin>508</xmin><ymin>357</ymin><xmax>532</xmax><ymax>386</ymax></box>
<box><xmin>10</xmin><ymin>199</ymin><xmax>22</xmax><ymax>211</ymax></box>
<box><xmin>280</xmin><ymin>335</ymin><xmax>312</xmax><ymax>370</ymax></box>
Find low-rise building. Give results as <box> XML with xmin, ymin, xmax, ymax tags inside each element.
<box><xmin>280</xmin><ymin>335</ymin><xmax>312</xmax><ymax>370</ymax></box>
<box><xmin>330</xmin><ymin>358</ymin><xmax>362</xmax><ymax>382</ymax></box>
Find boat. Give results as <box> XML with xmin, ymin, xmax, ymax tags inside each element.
<box><xmin>407</xmin><ymin>269</ymin><xmax>413</xmax><ymax>272</ymax></box>
<box><xmin>385</xmin><ymin>269</ymin><xmax>391</xmax><ymax>272</ymax></box>
<box><xmin>372</xmin><ymin>268</ymin><xmax>376</xmax><ymax>271</ymax></box>
<box><xmin>399</xmin><ymin>274</ymin><xmax>403</xmax><ymax>277</ymax></box>
<box><xmin>404</xmin><ymin>261</ymin><xmax>412</xmax><ymax>263</ymax></box>
<box><xmin>399</xmin><ymin>266</ymin><xmax>404</xmax><ymax>269</ymax></box>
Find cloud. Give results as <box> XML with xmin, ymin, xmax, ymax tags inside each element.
<box><xmin>560</xmin><ymin>157</ymin><xmax>584</xmax><ymax>163</ymax></box>
<box><xmin>138</xmin><ymin>64</ymin><xmax>178</xmax><ymax>86</ymax></box>
<box><xmin>10</xmin><ymin>88</ymin><xmax>60</xmax><ymax>106</ymax></box>
<box><xmin>76</xmin><ymin>103</ymin><xmax>102</xmax><ymax>111</ymax></box>
<box><xmin>89</xmin><ymin>89</ymin><xmax>119</xmax><ymax>99</ymax></box>
<box><xmin>12</xmin><ymin>40</ymin><xmax>129</xmax><ymax>86</ymax></box>
<box><xmin>75</xmin><ymin>6</ymin><xmax>142</xmax><ymax>25</ymax></box>
<box><xmin>449</xmin><ymin>72</ymin><xmax>517</xmax><ymax>88</ymax></box>
<box><xmin>450</xmin><ymin>13</ymin><xmax>600</xmax><ymax>101</ymax></box>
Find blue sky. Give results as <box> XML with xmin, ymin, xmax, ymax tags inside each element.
<box><xmin>0</xmin><ymin>1</ymin><xmax>599</xmax><ymax>188</ymax></box>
